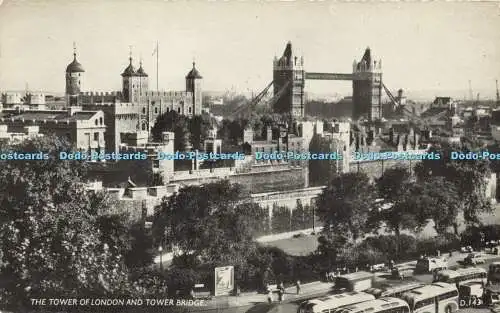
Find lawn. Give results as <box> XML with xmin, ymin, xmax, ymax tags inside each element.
<box><xmin>260</xmin><ymin>233</ymin><xmax>320</xmax><ymax>256</ymax></box>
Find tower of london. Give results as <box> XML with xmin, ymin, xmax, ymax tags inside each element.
<box><xmin>64</xmin><ymin>48</ymin><xmax>203</xmax><ymax>153</ymax></box>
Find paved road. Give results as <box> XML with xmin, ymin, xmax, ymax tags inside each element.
<box><xmin>259</xmin><ymin>258</ymin><xmax>500</xmax><ymax>313</ymax></box>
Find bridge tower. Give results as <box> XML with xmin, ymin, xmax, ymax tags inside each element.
<box><xmin>273</xmin><ymin>41</ymin><xmax>306</xmax><ymax>121</ymax></box>
<box><xmin>352</xmin><ymin>47</ymin><xmax>383</xmax><ymax>121</ymax></box>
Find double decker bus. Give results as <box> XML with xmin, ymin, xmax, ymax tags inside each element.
<box><xmin>333</xmin><ymin>298</ymin><xmax>410</xmax><ymax>313</ymax></box>
<box><xmin>400</xmin><ymin>282</ymin><xmax>459</xmax><ymax>313</ymax></box>
<box><xmin>297</xmin><ymin>292</ymin><xmax>375</xmax><ymax>313</ymax></box>
<box><xmin>365</xmin><ymin>281</ymin><xmax>424</xmax><ymax>299</ymax></box>
<box><xmin>434</xmin><ymin>268</ymin><xmax>487</xmax><ymax>286</ymax></box>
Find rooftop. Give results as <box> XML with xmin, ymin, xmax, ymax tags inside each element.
<box><xmin>0</xmin><ymin>109</ymin><xmax>100</xmax><ymax>122</ymax></box>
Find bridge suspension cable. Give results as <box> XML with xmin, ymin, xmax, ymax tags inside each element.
<box><xmin>230</xmin><ymin>80</ymin><xmax>292</xmax><ymax>119</ymax></box>
<box><xmin>230</xmin><ymin>81</ymin><xmax>273</xmax><ymax>118</ymax></box>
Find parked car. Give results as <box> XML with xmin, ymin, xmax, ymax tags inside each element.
<box><xmin>461</xmin><ymin>246</ymin><xmax>474</xmax><ymax>253</ymax></box>
<box><xmin>486</xmin><ymin>246</ymin><xmax>500</xmax><ymax>255</ymax></box>
<box><xmin>464</xmin><ymin>253</ymin><xmax>486</xmax><ymax>265</ymax></box>
<box><xmin>415</xmin><ymin>257</ymin><xmax>448</xmax><ymax>274</ymax></box>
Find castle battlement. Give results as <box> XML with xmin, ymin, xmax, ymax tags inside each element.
<box><xmin>273</xmin><ymin>56</ymin><xmax>304</xmax><ymax>71</ymax></box>
<box><xmin>353</xmin><ymin>59</ymin><xmax>382</xmax><ymax>73</ymax></box>
<box><xmin>80</xmin><ymin>91</ymin><xmax>122</xmax><ymax>97</ymax></box>
<box><xmin>145</xmin><ymin>90</ymin><xmax>190</xmax><ymax>97</ymax></box>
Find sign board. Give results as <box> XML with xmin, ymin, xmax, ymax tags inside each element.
<box><xmin>214</xmin><ymin>266</ymin><xmax>234</xmax><ymax>296</ymax></box>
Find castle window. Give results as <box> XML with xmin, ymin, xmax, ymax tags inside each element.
<box><xmin>155</xmin><ymin>107</ymin><xmax>158</xmax><ymax>114</ymax></box>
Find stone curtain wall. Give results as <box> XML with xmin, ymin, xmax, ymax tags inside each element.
<box><xmin>226</xmin><ymin>168</ymin><xmax>306</xmax><ymax>194</ymax></box>
<box><xmin>349</xmin><ymin>158</ymin><xmax>419</xmax><ymax>180</ymax></box>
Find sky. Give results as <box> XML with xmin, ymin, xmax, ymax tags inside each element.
<box><xmin>0</xmin><ymin>0</ymin><xmax>499</xmax><ymax>100</ymax></box>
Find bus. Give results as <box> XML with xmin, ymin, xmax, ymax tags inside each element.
<box><xmin>297</xmin><ymin>292</ymin><xmax>376</xmax><ymax>313</ymax></box>
<box><xmin>333</xmin><ymin>297</ymin><xmax>410</xmax><ymax>313</ymax></box>
<box><xmin>415</xmin><ymin>257</ymin><xmax>448</xmax><ymax>274</ymax></box>
<box><xmin>434</xmin><ymin>268</ymin><xmax>487</xmax><ymax>286</ymax></box>
<box><xmin>400</xmin><ymin>282</ymin><xmax>459</xmax><ymax>313</ymax></box>
<box><xmin>335</xmin><ymin>271</ymin><xmax>374</xmax><ymax>292</ymax></box>
<box><xmin>365</xmin><ymin>281</ymin><xmax>424</xmax><ymax>298</ymax></box>
<box><xmin>489</xmin><ymin>262</ymin><xmax>500</xmax><ymax>284</ymax></box>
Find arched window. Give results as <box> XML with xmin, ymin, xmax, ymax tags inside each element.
<box><xmin>189</xmin><ymin>107</ymin><xmax>192</xmax><ymax>113</ymax></box>
<box><xmin>155</xmin><ymin>107</ymin><xmax>158</xmax><ymax>114</ymax></box>
<box><xmin>95</xmin><ymin>119</ymin><xmax>98</xmax><ymax>126</ymax></box>
<box><xmin>142</xmin><ymin>108</ymin><xmax>146</xmax><ymax>114</ymax></box>
<box><xmin>142</xmin><ymin>123</ymin><xmax>146</xmax><ymax>131</ymax></box>
<box><xmin>177</xmin><ymin>108</ymin><xmax>181</xmax><ymax>113</ymax></box>
<box><xmin>99</xmin><ymin>117</ymin><xmax>103</xmax><ymax>125</ymax></box>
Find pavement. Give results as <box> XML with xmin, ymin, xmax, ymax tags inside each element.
<box><xmin>188</xmin><ymin>281</ymin><xmax>334</xmax><ymax>312</ymax></box>
<box><xmin>185</xmin><ymin>250</ymin><xmax>500</xmax><ymax>313</ymax></box>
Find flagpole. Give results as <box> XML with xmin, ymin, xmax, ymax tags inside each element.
<box><xmin>156</xmin><ymin>41</ymin><xmax>159</xmax><ymax>92</ymax></box>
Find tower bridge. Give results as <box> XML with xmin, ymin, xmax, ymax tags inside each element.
<box><xmin>231</xmin><ymin>41</ymin><xmax>404</xmax><ymax>123</ymax></box>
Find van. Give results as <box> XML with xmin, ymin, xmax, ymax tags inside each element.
<box><xmin>335</xmin><ymin>271</ymin><xmax>374</xmax><ymax>292</ymax></box>
<box><xmin>415</xmin><ymin>257</ymin><xmax>448</xmax><ymax>274</ymax></box>
<box><xmin>391</xmin><ymin>266</ymin><xmax>415</xmax><ymax>280</ymax></box>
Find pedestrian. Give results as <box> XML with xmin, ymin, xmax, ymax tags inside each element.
<box><xmin>278</xmin><ymin>288</ymin><xmax>283</xmax><ymax>303</ymax></box>
<box><xmin>278</xmin><ymin>281</ymin><xmax>284</xmax><ymax>291</ymax></box>
<box><xmin>296</xmin><ymin>280</ymin><xmax>301</xmax><ymax>295</ymax></box>
<box><xmin>267</xmin><ymin>290</ymin><xmax>273</xmax><ymax>304</ymax></box>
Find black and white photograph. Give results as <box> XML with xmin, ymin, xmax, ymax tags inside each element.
<box><xmin>0</xmin><ymin>1</ymin><xmax>500</xmax><ymax>313</ymax></box>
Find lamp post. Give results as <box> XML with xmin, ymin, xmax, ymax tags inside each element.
<box><xmin>158</xmin><ymin>246</ymin><xmax>163</xmax><ymax>272</ymax></box>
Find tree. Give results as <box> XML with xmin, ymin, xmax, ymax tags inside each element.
<box><xmin>0</xmin><ymin>136</ymin><xmax>130</xmax><ymax>310</ymax></box>
<box><xmin>415</xmin><ymin>142</ymin><xmax>492</xmax><ymax>227</ymax></box>
<box><xmin>372</xmin><ymin>167</ymin><xmax>418</xmax><ymax>256</ymax></box>
<box><xmin>151</xmin><ymin>111</ymin><xmax>190</xmax><ymax>151</ymax></box>
<box><xmin>152</xmin><ymin>180</ymin><xmax>274</xmax><ymax>292</ymax></box>
<box><xmin>291</xmin><ymin>202</ymin><xmax>314</xmax><ymax>231</ymax></box>
<box><xmin>272</xmin><ymin>205</ymin><xmax>292</xmax><ymax>233</ymax></box>
<box><xmin>316</xmin><ymin>172</ymin><xmax>376</xmax><ymax>242</ymax></box>
<box><xmin>218</xmin><ymin>119</ymin><xmax>245</xmax><ymax>145</ymax></box>
<box><xmin>152</xmin><ymin>180</ymin><xmax>262</xmax><ymax>264</ymax></box>
<box><xmin>189</xmin><ymin>113</ymin><xmax>213</xmax><ymax>150</ymax></box>
<box><xmin>410</xmin><ymin>177</ymin><xmax>461</xmax><ymax>234</ymax></box>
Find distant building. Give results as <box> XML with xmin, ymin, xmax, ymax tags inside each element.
<box><xmin>1</xmin><ymin>92</ymin><xmax>47</xmax><ymax>110</ymax></box>
<box><xmin>0</xmin><ymin>107</ymin><xmax>105</xmax><ymax>152</ymax></box>
<box><xmin>0</xmin><ymin>124</ymin><xmax>43</xmax><ymax>144</ymax></box>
